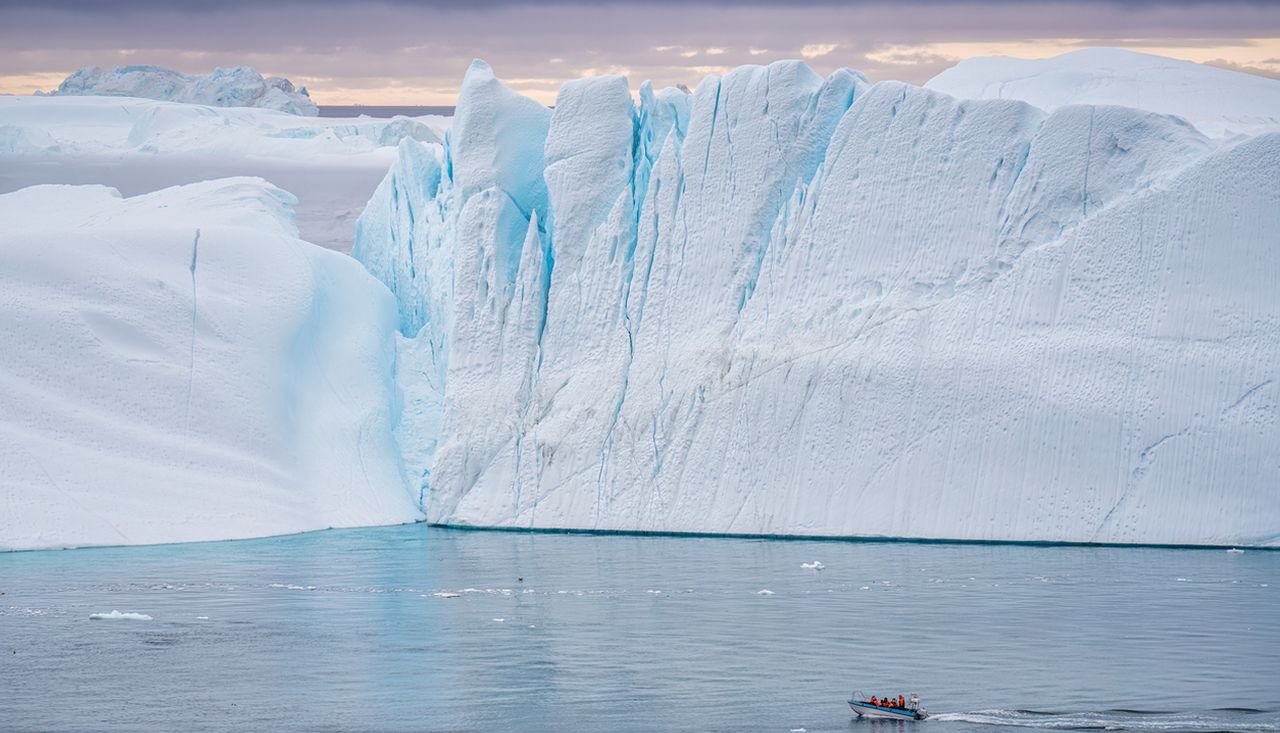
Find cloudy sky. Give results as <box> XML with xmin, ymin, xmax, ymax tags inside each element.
<box><xmin>1</xmin><ymin>0</ymin><xmax>1278</xmax><ymax>104</ymax></box>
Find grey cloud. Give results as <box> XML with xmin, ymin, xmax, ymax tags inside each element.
<box><xmin>2</xmin><ymin>1</ymin><xmax>1278</xmax><ymax>99</ymax></box>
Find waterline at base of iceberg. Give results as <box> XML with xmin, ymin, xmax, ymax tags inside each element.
<box><xmin>429</xmin><ymin>523</ymin><xmax>1279</xmax><ymax>552</ymax></box>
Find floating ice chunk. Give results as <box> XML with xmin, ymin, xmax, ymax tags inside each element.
<box><xmin>757</xmin><ymin>589</ymin><xmax>775</xmax><ymax>596</ymax></box>
<box><xmin>492</xmin><ymin>618</ymin><xmax>505</xmax><ymax>623</ymax></box>
<box><xmin>1227</xmin><ymin>548</ymin><xmax>1245</xmax><ymax>554</ymax></box>
<box><xmin>89</xmin><ymin>611</ymin><xmax>152</xmax><ymax>621</ymax></box>
<box><xmin>434</xmin><ymin>592</ymin><xmax>462</xmax><ymax>598</ymax></box>
<box><xmin>196</xmin><ymin>616</ymin><xmax>210</xmax><ymax>620</ymax></box>
<box><xmin>801</xmin><ymin>561</ymin><xmax>825</xmax><ymax>571</ymax></box>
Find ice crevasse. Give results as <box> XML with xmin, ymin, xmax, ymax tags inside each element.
<box><xmin>355</xmin><ymin>58</ymin><xmax>1280</xmax><ymax>546</ymax></box>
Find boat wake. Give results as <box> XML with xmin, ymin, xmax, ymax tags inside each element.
<box><xmin>928</xmin><ymin>708</ymin><xmax>1280</xmax><ymax>732</ymax></box>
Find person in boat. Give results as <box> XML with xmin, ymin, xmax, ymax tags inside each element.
<box><xmin>899</xmin><ymin>694</ymin><xmax>906</xmax><ymax>708</ymax></box>
<box><xmin>870</xmin><ymin>696</ymin><xmax>878</xmax><ymax>706</ymax></box>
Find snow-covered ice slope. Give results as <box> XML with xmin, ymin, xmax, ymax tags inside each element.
<box><xmin>45</xmin><ymin>64</ymin><xmax>320</xmax><ymax>116</ymax></box>
<box><xmin>0</xmin><ymin>179</ymin><xmax>422</xmax><ymax>550</ymax></box>
<box><xmin>0</xmin><ymin>95</ymin><xmax>443</xmax><ymax>160</ymax></box>
<box><xmin>926</xmin><ymin>48</ymin><xmax>1280</xmax><ymax>138</ymax></box>
<box><xmin>356</xmin><ymin>58</ymin><xmax>1280</xmax><ymax>547</ymax></box>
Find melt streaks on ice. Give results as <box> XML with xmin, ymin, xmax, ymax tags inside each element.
<box><xmin>355</xmin><ymin>55</ymin><xmax>1280</xmax><ymax>547</ymax></box>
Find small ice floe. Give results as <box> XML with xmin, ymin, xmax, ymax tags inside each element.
<box><xmin>801</xmin><ymin>561</ymin><xmax>825</xmax><ymax>571</ymax></box>
<box><xmin>492</xmin><ymin>618</ymin><xmax>505</xmax><ymax>623</ymax></box>
<box><xmin>860</xmin><ymin>586</ymin><xmax>870</xmax><ymax>591</ymax></box>
<box><xmin>1227</xmin><ymin>548</ymin><xmax>1245</xmax><ymax>554</ymax></box>
<box><xmin>791</xmin><ymin>728</ymin><xmax>808</xmax><ymax>732</ymax></box>
<box><xmin>1176</xmin><ymin>577</ymin><xmax>1190</xmax><ymax>582</ymax></box>
<box><xmin>433</xmin><ymin>592</ymin><xmax>461</xmax><ymax>599</ymax></box>
<box><xmin>89</xmin><ymin>610</ymin><xmax>151</xmax><ymax>621</ymax></box>
<box><xmin>757</xmin><ymin>589</ymin><xmax>775</xmax><ymax>596</ymax></box>
<box><xmin>196</xmin><ymin>616</ymin><xmax>210</xmax><ymax>620</ymax></box>
<box><xmin>646</xmin><ymin>589</ymin><xmax>663</xmax><ymax>594</ymax></box>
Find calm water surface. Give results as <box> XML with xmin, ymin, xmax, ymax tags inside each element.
<box><xmin>1</xmin><ymin>526</ymin><xmax>1276</xmax><ymax>732</ymax></box>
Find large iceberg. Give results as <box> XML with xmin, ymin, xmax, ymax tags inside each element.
<box><xmin>926</xmin><ymin>48</ymin><xmax>1280</xmax><ymax>139</ymax></box>
<box><xmin>356</xmin><ymin>56</ymin><xmax>1279</xmax><ymax>547</ymax></box>
<box><xmin>44</xmin><ymin>65</ymin><xmax>320</xmax><ymax>116</ymax></box>
<box><xmin>0</xmin><ymin>179</ymin><xmax>422</xmax><ymax>550</ymax></box>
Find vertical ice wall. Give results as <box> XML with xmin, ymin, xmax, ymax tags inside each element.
<box><xmin>355</xmin><ymin>59</ymin><xmax>1280</xmax><ymax>546</ymax></box>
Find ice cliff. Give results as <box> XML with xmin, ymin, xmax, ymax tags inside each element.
<box><xmin>356</xmin><ymin>57</ymin><xmax>1280</xmax><ymax>546</ymax></box>
<box><xmin>44</xmin><ymin>65</ymin><xmax>320</xmax><ymax>116</ymax></box>
<box><xmin>0</xmin><ymin>179</ymin><xmax>422</xmax><ymax>550</ymax></box>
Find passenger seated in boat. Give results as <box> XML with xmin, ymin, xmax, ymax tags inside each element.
<box><xmin>870</xmin><ymin>696</ymin><xmax>878</xmax><ymax>706</ymax></box>
<box><xmin>899</xmin><ymin>695</ymin><xmax>906</xmax><ymax>708</ymax></box>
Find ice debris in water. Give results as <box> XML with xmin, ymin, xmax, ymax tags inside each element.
<box><xmin>801</xmin><ymin>561</ymin><xmax>825</xmax><ymax>571</ymax></box>
<box><xmin>492</xmin><ymin>618</ymin><xmax>505</xmax><ymax>623</ymax></box>
<box><xmin>1227</xmin><ymin>548</ymin><xmax>1245</xmax><ymax>553</ymax></box>
<box><xmin>89</xmin><ymin>611</ymin><xmax>152</xmax><ymax>621</ymax></box>
<box><xmin>757</xmin><ymin>589</ymin><xmax>775</xmax><ymax>596</ymax></box>
<box><xmin>434</xmin><ymin>592</ymin><xmax>462</xmax><ymax>598</ymax></box>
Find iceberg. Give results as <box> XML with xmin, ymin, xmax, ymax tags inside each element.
<box><xmin>44</xmin><ymin>65</ymin><xmax>320</xmax><ymax>116</ymax></box>
<box><xmin>925</xmin><ymin>48</ymin><xmax>1280</xmax><ymax>139</ymax></box>
<box><xmin>0</xmin><ymin>178</ymin><xmax>422</xmax><ymax>551</ymax></box>
<box><xmin>0</xmin><ymin>95</ymin><xmax>443</xmax><ymax>160</ymax></box>
<box><xmin>356</xmin><ymin>56</ymin><xmax>1280</xmax><ymax>547</ymax></box>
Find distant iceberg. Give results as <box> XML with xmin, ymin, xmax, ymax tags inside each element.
<box><xmin>0</xmin><ymin>95</ymin><xmax>442</xmax><ymax>159</ymax></box>
<box><xmin>42</xmin><ymin>64</ymin><xmax>320</xmax><ymax>116</ymax></box>
<box><xmin>355</xmin><ymin>55</ymin><xmax>1280</xmax><ymax>547</ymax></box>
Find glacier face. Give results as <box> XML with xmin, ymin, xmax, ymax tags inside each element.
<box><xmin>356</xmin><ymin>59</ymin><xmax>1280</xmax><ymax>546</ymax></box>
<box><xmin>45</xmin><ymin>65</ymin><xmax>320</xmax><ymax>116</ymax></box>
<box><xmin>0</xmin><ymin>179</ymin><xmax>422</xmax><ymax>550</ymax></box>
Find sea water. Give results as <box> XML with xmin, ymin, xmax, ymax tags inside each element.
<box><xmin>1</xmin><ymin>526</ymin><xmax>1276</xmax><ymax>732</ymax></box>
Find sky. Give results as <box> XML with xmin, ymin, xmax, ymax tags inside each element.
<box><xmin>1</xmin><ymin>0</ymin><xmax>1278</xmax><ymax>105</ymax></box>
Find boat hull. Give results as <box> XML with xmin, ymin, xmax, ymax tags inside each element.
<box><xmin>848</xmin><ymin>701</ymin><xmax>925</xmax><ymax>720</ymax></box>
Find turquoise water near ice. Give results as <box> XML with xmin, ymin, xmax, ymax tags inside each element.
<box><xmin>2</xmin><ymin>525</ymin><xmax>1277</xmax><ymax>732</ymax></box>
